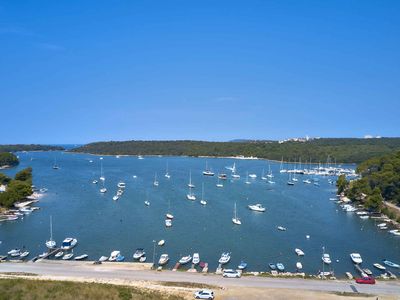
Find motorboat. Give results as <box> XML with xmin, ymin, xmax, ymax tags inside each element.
<box><xmin>303</xmin><ymin>179</ymin><xmax>311</xmax><ymax>184</ymax></box>
<box><xmin>200</xmin><ymin>199</ymin><xmax>207</xmax><ymax>205</ymax></box>
<box><xmin>277</xmin><ymin>226</ymin><xmax>286</xmax><ymax>231</ymax></box>
<box><xmin>295</xmin><ymin>248</ymin><xmax>305</xmax><ymax>256</ymax></box>
<box><xmin>382</xmin><ymin>259</ymin><xmax>400</xmax><ymax>268</ymax></box>
<box><xmin>139</xmin><ymin>256</ymin><xmax>146</xmax><ymax>262</ymax></box>
<box><xmin>249</xmin><ymin>174</ymin><xmax>257</xmax><ymax>179</ymax></box>
<box><xmin>133</xmin><ymin>248</ymin><xmax>146</xmax><ymax>260</ymax></box>
<box><xmin>248</xmin><ymin>204</ymin><xmax>266</xmax><ymax>212</ymax></box>
<box><xmin>144</xmin><ymin>201</ymin><xmax>150</xmax><ymax>206</ymax></box>
<box><xmin>218</xmin><ymin>252</ymin><xmax>231</xmax><ymax>264</ymax></box>
<box><xmin>116</xmin><ymin>254</ymin><xmax>125</xmax><ymax>262</ymax></box>
<box><xmin>158</xmin><ymin>254</ymin><xmax>169</xmax><ymax>265</ymax></box>
<box><xmin>55</xmin><ymin>251</ymin><xmax>64</xmax><ymax>258</ymax></box>
<box><xmin>322</xmin><ymin>253</ymin><xmax>332</xmax><ymax>264</ymax></box>
<box><xmin>113</xmin><ymin>195</ymin><xmax>119</xmax><ymax>201</ymax></box>
<box><xmin>238</xmin><ymin>261</ymin><xmax>247</xmax><ymax>270</ymax></box>
<box><xmin>192</xmin><ymin>253</ymin><xmax>200</xmax><ymax>264</ymax></box>
<box><xmin>108</xmin><ymin>250</ymin><xmax>121</xmax><ymax>261</ymax></box>
<box><xmin>363</xmin><ymin>268</ymin><xmax>373</xmax><ymax>276</ymax></box>
<box><xmin>186</xmin><ymin>193</ymin><xmax>196</xmax><ymax>201</ymax></box>
<box><xmin>165</xmin><ymin>219</ymin><xmax>172</xmax><ymax>227</ymax></box>
<box><xmin>20</xmin><ymin>251</ymin><xmax>29</xmax><ymax>258</ymax></box>
<box><xmin>38</xmin><ymin>252</ymin><xmax>47</xmax><ymax>258</ymax></box>
<box><xmin>165</xmin><ymin>213</ymin><xmax>174</xmax><ymax>219</ymax></box>
<box><xmin>232</xmin><ymin>174</ymin><xmax>240</xmax><ymax>179</ymax></box>
<box><xmin>74</xmin><ymin>254</ymin><xmax>88</xmax><ymax>260</ymax></box>
<box><xmin>350</xmin><ymin>253</ymin><xmax>363</xmax><ymax>264</ymax></box>
<box><xmin>62</xmin><ymin>253</ymin><xmax>74</xmax><ymax>260</ymax></box>
<box><xmin>373</xmin><ymin>263</ymin><xmax>386</xmax><ymax>270</ymax></box>
<box><xmin>138</xmin><ymin>155</ymin><xmax>144</xmax><ymax>160</ymax></box>
<box><xmin>7</xmin><ymin>249</ymin><xmax>20</xmax><ymax>256</ymax></box>
<box><xmin>158</xmin><ymin>240</ymin><xmax>165</xmax><ymax>246</ymax></box>
<box><xmin>100</xmin><ymin>188</ymin><xmax>107</xmax><ymax>193</ymax></box>
<box><xmin>61</xmin><ymin>238</ymin><xmax>77</xmax><ymax>250</ymax></box>
<box><xmin>98</xmin><ymin>256</ymin><xmax>108</xmax><ymax>262</ymax></box>
<box><xmin>296</xmin><ymin>262</ymin><xmax>303</xmax><ymax>270</ymax></box>
<box><xmin>268</xmin><ymin>263</ymin><xmax>276</xmax><ymax>270</ymax></box>
<box><xmin>276</xmin><ymin>263</ymin><xmax>285</xmax><ymax>272</ymax></box>
<box><xmin>117</xmin><ymin>182</ymin><xmax>126</xmax><ymax>189</ymax></box>
<box><xmin>179</xmin><ymin>255</ymin><xmax>192</xmax><ymax>264</ymax></box>
<box><xmin>218</xmin><ymin>173</ymin><xmax>227</xmax><ymax>180</ymax></box>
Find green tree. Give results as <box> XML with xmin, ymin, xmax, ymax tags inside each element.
<box><xmin>14</xmin><ymin>167</ymin><xmax>32</xmax><ymax>182</ymax></box>
<box><xmin>336</xmin><ymin>174</ymin><xmax>348</xmax><ymax>194</ymax></box>
<box><xmin>365</xmin><ymin>187</ymin><xmax>383</xmax><ymax>211</ymax></box>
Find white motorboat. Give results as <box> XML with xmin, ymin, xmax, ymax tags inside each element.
<box><xmin>165</xmin><ymin>219</ymin><xmax>172</xmax><ymax>227</ymax></box>
<box><xmin>100</xmin><ymin>187</ymin><xmax>107</xmax><ymax>193</ymax></box>
<box><xmin>55</xmin><ymin>251</ymin><xmax>64</xmax><ymax>258</ymax></box>
<box><xmin>232</xmin><ymin>202</ymin><xmax>241</xmax><ymax>225</ymax></box>
<box><xmin>139</xmin><ymin>256</ymin><xmax>146</xmax><ymax>262</ymax></box>
<box><xmin>179</xmin><ymin>255</ymin><xmax>192</xmax><ymax>264</ymax></box>
<box><xmin>165</xmin><ymin>213</ymin><xmax>174</xmax><ymax>219</ymax></box>
<box><xmin>62</xmin><ymin>253</ymin><xmax>74</xmax><ymax>260</ymax></box>
<box><xmin>277</xmin><ymin>226</ymin><xmax>286</xmax><ymax>231</ymax></box>
<box><xmin>99</xmin><ymin>256</ymin><xmax>108</xmax><ymax>262</ymax></box>
<box><xmin>144</xmin><ymin>201</ymin><xmax>150</xmax><ymax>206</ymax></box>
<box><xmin>113</xmin><ymin>195</ymin><xmax>119</xmax><ymax>201</ymax></box>
<box><xmin>92</xmin><ymin>180</ymin><xmax>98</xmax><ymax>184</ymax></box>
<box><xmin>133</xmin><ymin>248</ymin><xmax>146</xmax><ymax>260</ymax></box>
<box><xmin>295</xmin><ymin>248</ymin><xmax>305</xmax><ymax>256</ymax></box>
<box><xmin>61</xmin><ymin>238</ymin><xmax>77</xmax><ymax>250</ymax></box>
<box><xmin>373</xmin><ymin>263</ymin><xmax>386</xmax><ymax>270</ymax></box>
<box><xmin>200</xmin><ymin>199</ymin><xmax>207</xmax><ymax>205</ymax></box>
<box><xmin>192</xmin><ymin>253</ymin><xmax>200</xmax><ymax>264</ymax></box>
<box><xmin>138</xmin><ymin>155</ymin><xmax>144</xmax><ymax>160</ymax></box>
<box><xmin>248</xmin><ymin>204</ymin><xmax>266</xmax><ymax>212</ymax></box>
<box><xmin>117</xmin><ymin>182</ymin><xmax>126</xmax><ymax>189</ymax></box>
<box><xmin>20</xmin><ymin>251</ymin><xmax>29</xmax><ymax>258</ymax></box>
<box><xmin>303</xmin><ymin>179</ymin><xmax>311</xmax><ymax>184</ymax></box>
<box><xmin>109</xmin><ymin>250</ymin><xmax>121</xmax><ymax>261</ymax></box>
<box><xmin>350</xmin><ymin>253</ymin><xmax>362</xmax><ymax>264</ymax></box>
<box><xmin>8</xmin><ymin>249</ymin><xmax>20</xmax><ymax>256</ymax></box>
<box><xmin>218</xmin><ymin>252</ymin><xmax>231</xmax><ymax>264</ymax></box>
<box><xmin>232</xmin><ymin>173</ymin><xmax>240</xmax><ymax>179</ymax></box>
<box><xmin>322</xmin><ymin>253</ymin><xmax>332</xmax><ymax>264</ymax></box>
<box><xmin>296</xmin><ymin>262</ymin><xmax>303</xmax><ymax>270</ymax></box>
<box><xmin>74</xmin><ymin>254</ymin><xmax>88</xmax><ymax>260</ymax></box>
<box><xmin>158</xmin><ymin>254</ymin><xmax>169</xmax><ymax>265</ymax></box>
<box><xmin>158</xmin><ymin>240</ymin><xmax>165</xmax><ymax>246</ymax></box>
<box><xmin>249</xmin><ymin>173</ymin><xmax>257</xmax><ymax>179</ymax></box>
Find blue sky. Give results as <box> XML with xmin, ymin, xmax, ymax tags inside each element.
<box><xmin>1</xmin><ymin>1</ymin><xmax>399</xmax><ymax>143</ymax></box>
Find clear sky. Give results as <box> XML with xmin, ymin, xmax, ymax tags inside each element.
<box><xmin>1</xmin><ymin>1</ymin><xmax>399</xmax><ymax>144</ymax></box>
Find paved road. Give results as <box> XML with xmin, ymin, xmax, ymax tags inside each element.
<box><xmin>1</xmin><ymin>261</ymin><xmax>400</xmax><ymax>296</ymax></box>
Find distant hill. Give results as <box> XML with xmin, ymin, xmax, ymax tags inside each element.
<box><xmin>70</xmin><ymin>138</ymin><xmax>400</xmax><ymax>163</ymax></box>
<box><xmin>0</xmin><ymin>144</ymin><xmax>64</xmax><ymax>153</ymax></box>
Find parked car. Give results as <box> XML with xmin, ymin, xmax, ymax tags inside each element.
<box><xmin>194</xmin><ymin>289</ymin><xmax>214</xmax><ymax>299</ymax></box>
<box><xmin>356</xmin><ymin>277</ymin><xmax>376</xmax><ymax>284</ymax></box>
<box><xmin>222</xmin><ymin>269</ymin><xmax>241</xmax><ymax>278</ymax></box>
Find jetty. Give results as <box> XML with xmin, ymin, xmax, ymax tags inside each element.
<box><xmin>353</xmin><ymin>264</ymin><xmax>368</xmax><ymax>277</ymax></box>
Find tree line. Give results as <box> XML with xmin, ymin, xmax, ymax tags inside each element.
<box><xmin>0</xmin><ymin>152</ymin><xmax>19</xmax><ymax>167</ymax></box>
<box><xmin>70</xmin><ymin>138</ymin><xmax>400</xmax><ymax>163</ymax></box>
<box><xmin>0</xmin><ymin>167</ymin><xmax>33</xmax><ymax>208</ymax></box>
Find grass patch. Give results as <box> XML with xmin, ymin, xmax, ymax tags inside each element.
<box><xmin>0</xmin><ymin>278</ymin><xmax>185</xmax><ymax>300</ymax></box>
<box><xmin>157</xmin><ymin>281</ymin><xmax>218</xmax><ymax>290</ymax></box>
<box><xmin>0</xmin><ymin>272</ymin><xmax>38</xmax><ymax>276</ymax></box>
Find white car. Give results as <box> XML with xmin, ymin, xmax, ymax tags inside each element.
<box><xmin>222</xmin><ymin>269</ymin><xmax>241</xmax><ymax>278</ymax></box>
<box><xmin>194</xmin><ymin>289</ymin><xmax>214</xmax><ymax>299</ymax></box>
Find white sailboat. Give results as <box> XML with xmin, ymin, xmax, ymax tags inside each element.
<box><xmin>261</xmin><ymin>169</ymin><xmax>267</xmax><ymax>180</ymax></box>
<box><xmin>100</xmin><ymin>179</ymin><xmax>107</xmax><ymax>193</ymax></box>
<box><xmin>166</xmin><ymin>197</ymin><xmax>174</xmax><ymax>219</ymax></box>
<box><xmin>99</xmin><ymin>157</ymin><xmax>105</xmax><ymax>181</ymax></box>
<box><xmin>279</xmin><ymin>157</ymin><xmax>287</xmax><ymax>173</ymax></box>
<box><xmin>267</xmin><ymin>163</ymin><xmax>274</xmax><ymax>178</ymax></box>
<box><xmin>52</xmin><ymin>156</ymin><xmax>59</xmax><ymax>170</ymax></box>
<box><xmin>216</xmin><ymin>176</ymin><xmax>223</xmax><ymax>188</ymax></box>
<box><xmin>45</xmin><ymin>215</ymin><xmax>56</xmax><ymax>249</ymax></box>
<box><xmin>187</xmin><ymin>184</ymin><xmax>196</xmax><ymax>200</ymax></box>
<box><xmin>232</xmin><ymin>202</ymin><xmax>241</xmax><ymax>225</ymax></box>
<box><xmin>188</xmin><ymin>170</ymin><xmax>195</xmax><ymax>188</ymax></box>
<box><xmin>245</xmin><ymin>172</ymin><xmax>251</xmax><ymax>184</ymax></box>
<box><xmin>200</xmin><ymin>183</ymin><xmax>207</xmax><ymax>205</ymax></box>
<box><xmin>164</xmin><ymin>162</ymin><xmax>171</xmax><ymax>179</ymax></box>
<box><xmin>202</xmin><ymin>161</ymin><xmax>215</xmax><ymax>176</ymax></box>
<box><xmin>153</xmin><ymin>173</ymin><xmax>159</xmax><ymax>186</ymax></box>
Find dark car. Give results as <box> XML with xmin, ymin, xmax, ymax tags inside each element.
<box><xmin>356</xmin><ymin>276</ymin><xmax>376</xmax><ymax>284</ymax></box>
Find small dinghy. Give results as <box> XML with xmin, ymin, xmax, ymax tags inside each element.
<box><xmin>158</xmin><ymin>254</ymin><xmax>169</xmax><ymax>265</ymax></box>
<box><xmin>277</xmin><ymin>226</ymin><xmax>286</xmax><ymax>231</ymax></box>
<box><xmin>116</xmin><ymin>254</ymin><xmax>125</xmax><ymax>262</ymax></box>
<box><xmin>179</xmin><ymin>255</ymin><xmax>192</xmax><ymax>265</ymax></box>
<box><xmin>276</xmin><ymin>263</ymin><xmax>285</xmax><ymax>272</ymax></box>
<box><xmin>295</xmin><ymin>248</ymin><xmax>305</xmax><ymax>256</ymax></box>
<box><xmin>55</xmin><ymin>251</ymin><xmax>64</xmax><ymax>258</ymax></box>
<box><xmin>62</xmin><ymin>253</ymin><xmax>74</xmax><ymax>260</ymax></box>
<box><xmin>238</xmin><ymin>261</ymin><xmax>248</xmax><ymax>270</ymax></box>
<box><xmin>383</xmin><ymin>259</ymin><xmax>400</xmax><ymax>268</ymax></box>
<box><xmin>75</xmin><ymin>254</ymin><xmax>88</xmax><ymax>261</ymax></box>
<box><xmin>99</xmin><ymin>256</ymin><xmax>108</xmax><ymax>262</ymax></box>
<box><xmin>144</xmin><ymin>201</ymin><xmax>150</xmax><ymax>206</ymax></box>
<box><xmin>268</xmin><ymin>263</ymin><xmax>276</xmax><ymax>270</ymax></box>
<box><xmin>296</xmin><ymin>262</ymin><xmax>303</xmax><ymax>270</ymax></box>
<box><xmin>158</xmin><ymin>240</ymin><xmax>165</xmax><ymax>246</ymax></box>
<box><xmin>373</xmin><ymin>263</ymin><xmax>386</xmax><ymax>270</ymax></box>
<box><xmin>20</xmin><ymin>251</ymin><xmax>30</xmax><ymax>258</ymax></box>
<box><xmin>139</xmin><ymin>256</ymin><xmax>146</xmax><ymax>262</ymax></box>
<box><xmin>133</xmin><ymin>248</ymin><xmax>146</xmax><ymax>260</ymax></box>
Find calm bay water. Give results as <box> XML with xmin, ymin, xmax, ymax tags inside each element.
<box><xmin>1</xmin><ymin>151</ymin><xmax>399</xmax><ymax>277</ymax></box>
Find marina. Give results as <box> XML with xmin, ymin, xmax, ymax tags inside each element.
<box><xmin>0</xmin><ymin>151</ymin><xmax>399</xmax><ymax>278</ymax></box>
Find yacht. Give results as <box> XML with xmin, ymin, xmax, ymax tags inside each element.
<box><xmin>153</xmin><ymin>173</ymin><xmax>159</xmax><ymax>186</ymax></box>
<box><xmin>295</xmin><ymin>248</ymin><xmax>305</xmax><ymax>256</ymax></box>
<box><xmin>200</xmin><ymin>183</ymin><xmax>207</xmax><ymax>205</ymax></box>
<box><xmin>192</xmin><ymin>253</ymin><xmax>200</xmax><ymax>264</ymax></box>
<box><xmin>179</xmin><ymin>255</ymin><xmax>192</xmax><ymax>264</ymax></box>
<box><xmin>226</xmin><ymin>163</ymin><xmax>236</xmax><ymax>172</ymax></box>
<box><xmin>232</xmin><ymin>202</ymin><xmax>241</xmax><ymax>225</ymax></box>
<box><xmin>188</xmin><ymin>170</ymin><xmax>195</xmax><ymax>188</ymax></box>
<box><xmin>248</xmin><ymin>204</ymin><xmax>266</xmax><ymax>212</ymax></box>
<box><xmin>218</xmin><ymin>173</ymin><xmax>227</xmax><ymax>180</ymax></box>
<box><xmin>218</xmin><ymin>252</ymin><xmax>231</xmax><ymax>264</ymax></box>
<box><xmin>158</xmin><ymin>254</ymin><xmax>169</xmax><ymax>265</ymax></box>
<box><xmin>52</xmin><ymin>157</ymin><xmax>59</xmax><ymax>170</ymax></box>
<box><xmin>249</xmin><ymin>173</ymin><xmax>257</xmax><ymax>179</ymax></box>
<box><xmin>117</xmin><ymin>182</ymin><xmax>126</xmax><ymax>189</ymax></box>
<box><xmin>61</xmin><ymin>238</ymin><xmax>77</xmax><ymax>250</ymax></box>
<box><xmin>322</xmin><ymin>253</ymin><xmax>332</xmax><ymax>264</ymax></box>
<box><xmin>287</xmin><ymin>172</ymin><xmax>295</xmax><ymax>185</ymax></box>
<box><xmin>165</xmin><ymin>219</ymin><xmax>172</xmax><ymax>227</ymax></box>
<box><xmin>138</xmin><ymin>155</ymin><xmax>144</xmax><ymax>160</ymax></box>
<box><xmin>100</xmin><ymin>186</ymin><xmax>107</xmax><ymax>193</ymax></box>
<box><xmin>144</xmin><ymin>200</ymin><xmax>150</xmax><ymax>206</ymax></box>
<box><xmin>165</xmin><ymin>213</ymin><xmax>174</xmax><ymax>219</ymax></box>
<box><xmin>350</xmin><ymin>253</ymin><xmax>362</xmax><ymax>264</ymax></box>
<box><xmin>382</xmin><ymin>259</ymin><xmax>400</xmax><ymax>268</ymax></box>
<box><xmin>216</xmin><ymin>177</ymin><xmax>223</xmax><ymax>187</ymax></box>
<box><xmin>133</xmin><ymin>248</ymin><xmax>146</xmax><ymax>260</ymax></box>
<box><xmin>112</xmin><ymin>195</ymin><xmax>119</xmax><ymax>201</ymax></box>
<box><xmin>261</xmin><ymin>169</ymin><xmax>267</xmax><ymax>180</ymax></box>
<box><xmin>158</xmin><ymin>240</ymin><xmax>165</xmax><ymax>246</ymax></box>
<box><xmin>187</xmin><ymin>186</ymin><xmax>196</xmax><ymax>201</ymax></box>
<box><xmin>165</xmin><ymin>162</ymin><xmax>171</xmax><ymax>179</ymax></box>
<box><xmin>303</xmin><ymin>179</ymin><xmax>311</xmax><ymax>184</ymax></box>
<box><xmin>45</xmin><ymin>216</ymin><xmax>56</xmax><ymax>249</ymax></box>
<box><xmin>245</xmin><ymin>172</ymin><xmax>251</xmax><ymax>184</ymax></box>
<box><xmin>99</xmin><ymin>157</ymin><xmax>105</xmax><ymax>181</ymax></box>
<box><xmin>277</xmin><ymin>226</ymin><xmax>286</xmax><ymax>231</ymax></box>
